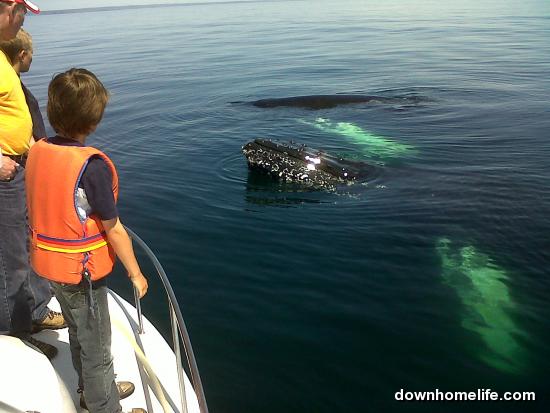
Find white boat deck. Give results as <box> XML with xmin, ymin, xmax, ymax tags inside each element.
<box><xmin>0</xmin><ymin>291</ymin><xmax>200</xmax><ymax>413</ymax></box>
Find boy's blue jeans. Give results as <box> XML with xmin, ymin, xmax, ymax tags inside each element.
<box><xmin>52</xmin><ymin>278</ymin><xmax>122</xmax><ymax>413</ymax></box>
<box><xmin>0</xmin><ymin>168</ymin><xmax>32</xmax><ymax>336</ymax></box>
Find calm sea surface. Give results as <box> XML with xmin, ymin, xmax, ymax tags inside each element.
<box><xmin>24</xmin><ymin>1</ymin><xmax>549</xmax><ymax>412</ymax></box>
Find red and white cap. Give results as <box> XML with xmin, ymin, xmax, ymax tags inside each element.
<box><xmin>1</xmin><ymin>0</ymin><xmax>40</xmax><ymax>14</ymax></box>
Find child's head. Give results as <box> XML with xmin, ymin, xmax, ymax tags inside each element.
<box><xmin>0</xmin><ymin>27</ymin><xmax>32</xmax><ymax>72</ymax></box>
<box><xmin>47</xmin><ymin>68</ymin><xmax>109</xmax><ymax>139</ymax></box>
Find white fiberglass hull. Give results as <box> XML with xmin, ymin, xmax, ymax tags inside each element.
<box><xmin>0</xmin><ymin>290</ymin><xmax>200</xmax><ymax>413</ymax></box>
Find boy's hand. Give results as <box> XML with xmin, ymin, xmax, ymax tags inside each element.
<box><xmin>130</xmin><ymin>272</ymin><xmax>148</xmax><ymax>298</ymax></box>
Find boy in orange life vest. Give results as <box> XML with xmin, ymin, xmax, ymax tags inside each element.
<box><xmin>25</xmin><ymin>68</ymin><xmax>148</xmax><ymax>413</ymax></box>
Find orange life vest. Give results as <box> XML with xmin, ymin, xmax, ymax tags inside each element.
<box><xmin>26</xmin><ymin>139</ymin><xmax>119</xmax><ymax>284</ymax></box>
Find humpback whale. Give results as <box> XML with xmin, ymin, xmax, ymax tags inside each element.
<box><xmin>242</xmin><ymin>139</ymin><xmax>374</xmax><ymax>187</ymax></box>
<box><xmin>252</xmin><ymin>94</ymin><xmax>422</xmax><ymax>109</ymax></box>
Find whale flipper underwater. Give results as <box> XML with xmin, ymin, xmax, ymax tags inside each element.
<box><xmin>300</xmin><ymin>118</ymin><xmax>415</xmax><ymax>160</ymax></box>
<box><xmin>242</xmin><ymin>139</ymin><xmax>375</xmax><ymax>187</ymax></box>
<box><xmin>436</xmin><ymin>238</ymin><xmax>527</xmax><ymax>373</ymax></box>
<box><xmin>252</xmin><ymin>94</ymin><xmax>423</xmax><ymax>109</ymax></box>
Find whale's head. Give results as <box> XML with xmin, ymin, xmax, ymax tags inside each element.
<box><xmin>242</xmin><ymin>139</ymin><xmax>374</xmax><ymax>187</ymax></box>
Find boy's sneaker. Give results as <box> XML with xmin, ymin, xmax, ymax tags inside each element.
<box><xmin>79</xmin><ymin>381</ymin><xmax>136</xmax><ymax>409</ymax></box>
<box><xmin>116</xmin><ymin>381</ymin><xmax>136</xmax><ymax>399</ymax></box>
<box><xmin>32</xmin><ymin>309</ymin><xmax>67</xmax><ymax>332</ymax></box>
<box><xmin>23</xmin><ymin>336</ymin><xmax>58</xmax><ymax>360</ymax></box>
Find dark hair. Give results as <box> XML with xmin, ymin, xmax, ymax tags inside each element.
<box><xmin>47</xmin><ymin>68</ymin><xmax>109</xmax><ymax>137</ymax></box>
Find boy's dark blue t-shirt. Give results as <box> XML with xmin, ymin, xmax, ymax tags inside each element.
<box><xmin>47</xmin><ymin>136</ymin><xmax>118</xmax><ymax>221</ymax></box>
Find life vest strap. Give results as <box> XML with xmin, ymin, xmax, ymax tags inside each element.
<box><xmin>32</xmin><ymin>231</ymin><xmax>108</xmax><ymax>254</ymax></box>
<box><xmin>36</xmin><ymin>240</ymin><xmax>108</xmax><ymax>254</ymax></box>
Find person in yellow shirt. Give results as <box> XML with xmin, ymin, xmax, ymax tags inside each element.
<box><xmin>0</xmin><ymin>28</ymin><xmax>46</xmax><ymax>140</ymax></box>
<box><xmin>0</xmin><ymin>27</ymin><xmax>67</xmax><ymax>333</ymax></box>
<box><xmin>0</xmin><ymin>33</ymin><xmax>31</xmax><ymax>156</ymax></box>
<box><xmin>0</xmin><ymin>0</ymin><xmax>57</xmax><ymax>359</ymax></box>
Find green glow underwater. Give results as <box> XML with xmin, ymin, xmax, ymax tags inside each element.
<box><xmin>436</xmin><ymin>238</ymin><xmax>526</xmax><ymax>374</ymax></box>
<box><xmin>300</xmin><ymin>118</ymin><xmax>415</xmax><ymax>160</ymax></box>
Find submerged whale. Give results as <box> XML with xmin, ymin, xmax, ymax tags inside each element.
<box><xmin>252</xmin><ymin>94</ymin><xmax>422</xmax><ymax>109</ymax></box>
<box><xmin>242</xmin><ymin>139</ymin><xmax>374</xmax><ymax>187</ymax></box>
<box><xmin>436</xmin><ymin>238</ymin><xmax>526</xmax><ymax>373</ymax></box>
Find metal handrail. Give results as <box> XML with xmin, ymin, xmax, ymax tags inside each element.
<box><xmin>125</xmin><ymin>226</ymin><xmax>209</xmax><ymax>413</ymax></box>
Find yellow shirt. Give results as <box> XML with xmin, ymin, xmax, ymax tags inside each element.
<box><xmin>0</xmin><ymin>50</ymin><xmax>32</xmax><ymax>155</ymax></box>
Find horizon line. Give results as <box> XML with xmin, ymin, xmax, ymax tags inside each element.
<box><xmin>41</xmin><ymin>0</ymin><xmax>300</xmax><ymax>16</ymax></box>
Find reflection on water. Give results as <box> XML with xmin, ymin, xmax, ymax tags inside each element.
<box><xmin>244</xmin><ymin>171</ymin><xmax>327</xmax><ymax>207</ymax></box>
<box><xmin>299</xmin><ymin>118</ymin><xmax>415</xmax><ymax>161</ymax></box>
<box><xmin>436</xmin><ymin>237</ymin><xmax>526</xmax><ymax>374</ymax></box>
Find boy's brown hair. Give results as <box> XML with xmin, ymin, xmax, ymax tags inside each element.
<box><xmin>0</xmin><ymin>27</ymin><xmax>32</xmax><ymax>63</ymax></box>
<box><xmin>47</xmin><ymin>68</ymin><xmax>109</xmax><ymax>138</ymax></box>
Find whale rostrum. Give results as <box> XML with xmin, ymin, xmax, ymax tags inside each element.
<box><xmin>242</xmin><ymin>139</ymin><xmax>374</xmax><ymax>187</ymax></box>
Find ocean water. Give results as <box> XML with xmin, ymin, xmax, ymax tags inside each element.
<box><xmin>23</xmin><ymin>1</ymin><xmax>550</xmax><ymax>412</ymax></box>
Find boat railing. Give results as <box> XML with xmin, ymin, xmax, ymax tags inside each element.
<box><xmin>125</xmin><ymin>226</ymin><xmax>209</xmax><ymax>413</ymax></box>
